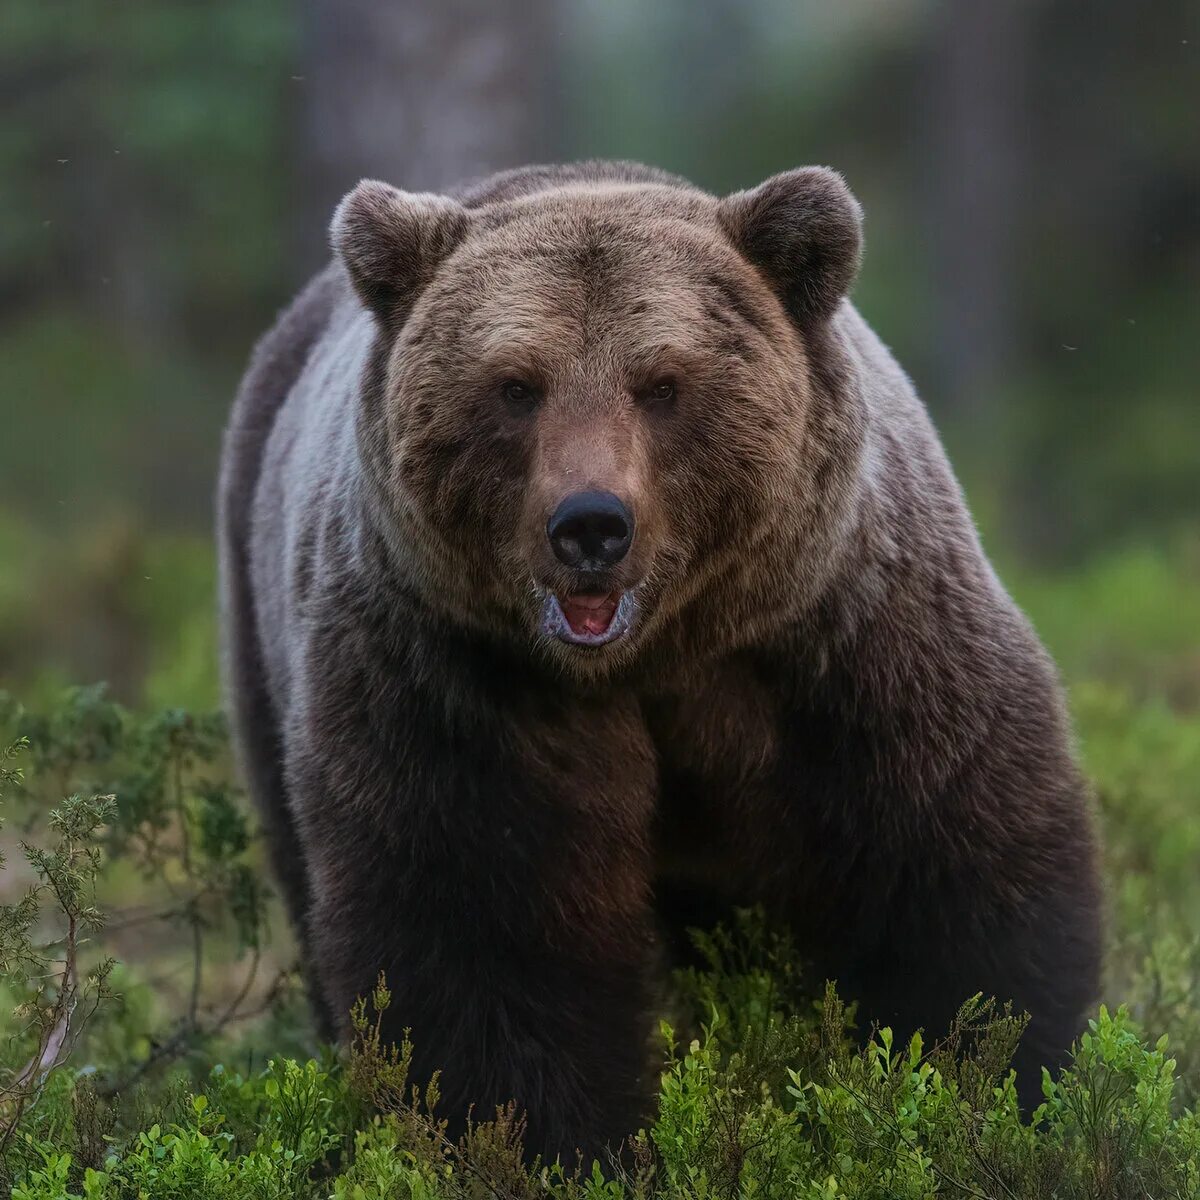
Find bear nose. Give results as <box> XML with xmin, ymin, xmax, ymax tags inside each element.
<box><xmin>547</xmin><ymin>491</ymin><xmax>634</xmax><ymax>570</ymax></box>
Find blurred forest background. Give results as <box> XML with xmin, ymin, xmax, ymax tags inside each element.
<box><xmin>1</xmin><ymin>0</ymin><xmax>1196</xmax><ymax>711</ymax></box>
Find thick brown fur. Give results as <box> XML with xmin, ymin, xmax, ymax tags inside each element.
<box><xmin>218</xmin><ymin>159</ymin><xmax>1102</xmax><ymax>1162</ymax></box>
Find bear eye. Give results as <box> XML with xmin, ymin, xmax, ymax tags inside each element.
<box><xmin>501</xmin><ymin>379</ymin><xmax>538</xmax><ymax>409</ymax></box>
<box><xmin>644</xmin><ymin>378</ymin><xmax>676</xmax><ymax>406</ymax></box>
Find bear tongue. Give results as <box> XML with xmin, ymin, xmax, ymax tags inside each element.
<box><xmin>559</xmin><ymin>592</ymin><xmax>619</xmax><ymax>636</ymax></box>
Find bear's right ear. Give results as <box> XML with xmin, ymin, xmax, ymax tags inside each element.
<box><xmin>331</xmin><ymin>180</ymin><xmax>469</xmax><ymax>324</ymax></box>
<box><xmin>717</xmin><ymin>167</ymin><xmax>863</xmax><ymax>329</ymax></box>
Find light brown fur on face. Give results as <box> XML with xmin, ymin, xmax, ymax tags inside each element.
<box><xmin>360</xmin><ymin>183</ymin><xmax>834</xmax><ymax>676</ymax></box>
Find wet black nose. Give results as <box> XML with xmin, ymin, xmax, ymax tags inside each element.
<box><xmin>547</xmin><ymin>491</ymin><xmax>634</xmax><ymax>569</ymax></box>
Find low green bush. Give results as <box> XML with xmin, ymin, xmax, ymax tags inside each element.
<box><xmin>7</xmin><ymin>945</ymin><xmax>1200</xmax><ymax>1197</ymax></box>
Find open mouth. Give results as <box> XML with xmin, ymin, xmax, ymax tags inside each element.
<box><xmin>539</xmin><ymin>590</ymin><xmax>634</xmax><ymax>647</ymax></box>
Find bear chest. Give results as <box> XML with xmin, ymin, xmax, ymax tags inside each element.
<box><xmin>640</xmin><ymin>664</ymin><xmax>782</xmax><ymax>896</ymax></box>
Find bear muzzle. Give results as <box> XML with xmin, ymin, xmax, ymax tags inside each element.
<box><xmin>539</xmin><ymin>491</ymin><xmax>639</xmax><ymax>646</ymax></box>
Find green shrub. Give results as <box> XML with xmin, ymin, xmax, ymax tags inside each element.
<box><xmin>8</xmin><ymin>968</ymin><xmax>1200</xmax><ymax>1198</ymax></box>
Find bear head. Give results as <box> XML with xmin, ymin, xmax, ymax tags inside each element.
<box><xmin>331</xmin><ymin>165</ymin><xmax>865</xmax><ymax>678</ymax></box>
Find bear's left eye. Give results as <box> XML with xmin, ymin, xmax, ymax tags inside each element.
<box><xmin>641</xmin><ymin>378</ymin><xmax>676</xmax><ymax>407</ymax></box>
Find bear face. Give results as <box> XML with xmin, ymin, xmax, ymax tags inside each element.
<box><xmin>332</xmin><ymin>171</ymin><xmax>863</xmax><ymax>676</ymax></box>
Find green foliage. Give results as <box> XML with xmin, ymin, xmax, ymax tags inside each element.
<box><xmin>0</xmin><ymin>684</ymin><xmax>284</xmax><ymax>1127</ymax></box>
<box><xmin>8</xmin><ymin>940</ymin><xmax>1200</xmax><ymax>1198</ymax></box>
<box><xmin>0</xmin><ymin>730</ymin><xmax>115</xmax><ymax>1162</ymax></box>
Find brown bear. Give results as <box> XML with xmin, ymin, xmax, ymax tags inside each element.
<box><xmin>218</xmin><ymin>160</ymin><xmax>1102</xmax><ymax>1161</ymax></box>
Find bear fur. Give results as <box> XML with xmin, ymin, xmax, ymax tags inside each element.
<box><xmin>218</xmin><ymin>160</ymin><xmax>1102</xmax><ymax>1160</ymax></box>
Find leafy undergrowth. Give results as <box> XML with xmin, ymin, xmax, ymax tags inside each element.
<box><xmin>7</xmin><ymin>940</ymin><xmax>1200</xmax><ymax>1199</ymax></box>
<box><xmin>1</xmin><ymin>540</ymin><xmax>1199</xmax><ymax>1197</ymax></box>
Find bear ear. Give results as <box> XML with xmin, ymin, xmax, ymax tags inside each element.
<box><xmin>717</xmin><ymin>167</ymin><xmax>863</xmax><ymax>328</ymax></box>
<box><xmin>331</xmin><ymin>180</ymin><xmax>469</xmax><ymax>324</ymax></box>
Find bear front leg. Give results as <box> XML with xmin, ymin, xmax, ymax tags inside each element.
<box><xmin>794</xmin><ymin>737</ymin><xmax>1103</xmax><ymax>1113</ymax></box>
<box><xmin>842</xmin><ymin>816</ymin><xmax>1102</xmax><ymax>1111</ymax></box>
<box><xmin>286</xmin><ymin>667</ymin><xmax>660</xmax><ymax>1164</ymax></box>
<box><xmin>767</xmin><ymin>605</ymin><xmax>1104</xmax><ymax>1112</ymax></box>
